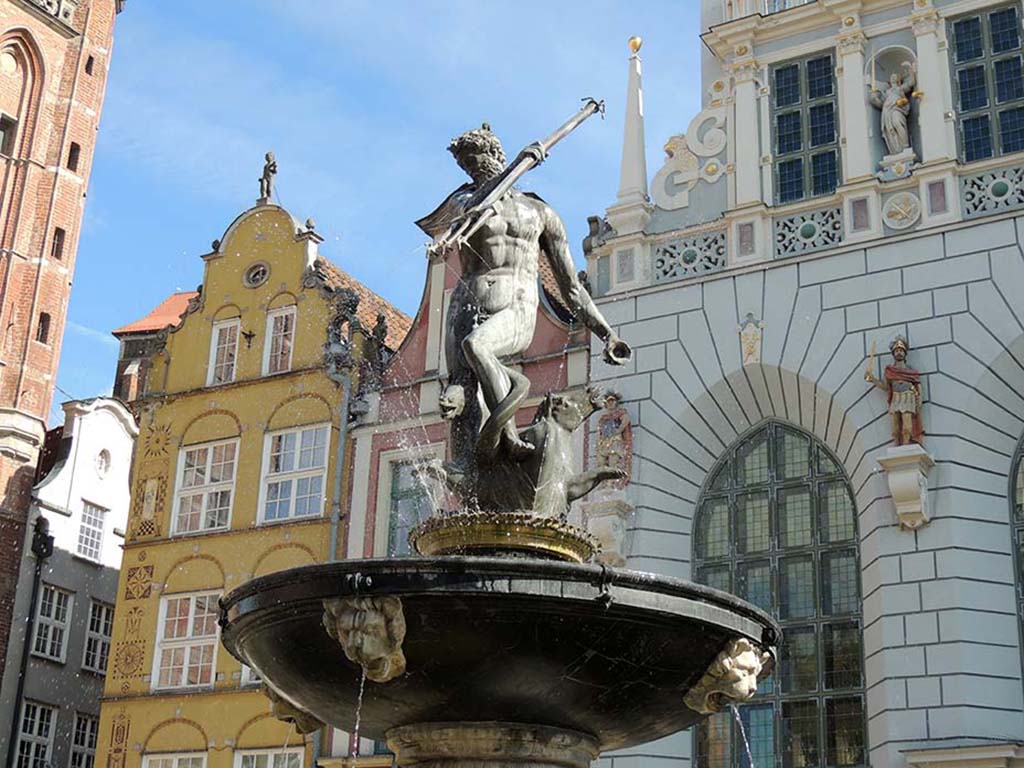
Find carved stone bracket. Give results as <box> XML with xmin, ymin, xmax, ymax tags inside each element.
<box><xmin>683</xmin><ymin>637</ymin><xmax>773</xmax><ymax>715</ymax></box>
<box><xmin>877</xmin><ymin>443</ymin><xmax>935</xmax><ymax>530</ymax></box>
<box><xmin>322</xmin><ymin>595</ymin><xmax>407</xmax><ymax>683</ymax></box>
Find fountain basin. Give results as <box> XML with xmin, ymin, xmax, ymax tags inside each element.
<box><xmin>220</xmin><ymin>557</ymin><xmax>779</xmax><ymax>753</ymax></box>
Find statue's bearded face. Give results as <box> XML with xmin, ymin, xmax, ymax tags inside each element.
<box><xmin>448</xmin><ymin>125</ymin><xmax>507</xmax><ymax>185</ymax></box>
<box><xmin>892</xmin><ymin>345</ymin><xmax>907</xmax><ymax>362</ymax></box>
<box><xmin>455</xmin><ymin>149</ymin><xmax>504</xmax><ymax>184</ymax></box>
<box><xmin>889</xmin><ymin>73</ymin><xmax>900</xmax><ymax>86</ymax></box>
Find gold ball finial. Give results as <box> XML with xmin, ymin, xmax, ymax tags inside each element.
<box><xmin>629</xmin><ymin>36</ymin><xmax>643</xmax><ymax>54</ymax></box>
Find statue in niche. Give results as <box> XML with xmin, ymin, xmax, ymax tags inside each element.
<box><xmin>865</xmin><ymin>335</ymin><xmax>924</xmax><ymax>446</ymax></box>
<box><xmin>869</xmin><ymin>61</ymin><xmax>916</xmax><ymax>157</ymax></box>
<box><xmin>259</xmin><ymin>151</ymin><xmax>277</xmax><ymax>200</ymax></box>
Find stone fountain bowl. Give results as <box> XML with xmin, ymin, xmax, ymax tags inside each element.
<box><xmin>220</xmin><ymin>556</ymin><xmax>779</xmax><ymax>753</ymax></box>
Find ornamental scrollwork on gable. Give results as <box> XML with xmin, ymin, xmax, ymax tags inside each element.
<box><xmin>651</xmin><ymin>105</ymin><xmax>728</xmax><ymax>212</ymax></box>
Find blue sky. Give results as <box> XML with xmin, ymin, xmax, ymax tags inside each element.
<box><xmin>55</xmin><ymin>0</ymin><xmax>702</xmax><ymax>423</ymax></box>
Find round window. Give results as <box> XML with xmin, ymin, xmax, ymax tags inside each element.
<box><xmin>243</xmin><ymin>262</ymin><xmax>270</xmax><ymax>288</ymax></box>
<box><xmin>95</xmin><ymin>449</ymin><xmax>111</xmax><ymax>477</ymax></box>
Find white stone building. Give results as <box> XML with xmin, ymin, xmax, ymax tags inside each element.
<box><xmin>585</xmin><ymin>1</ymin><xmax>1024</xmax><ymax>766</ymax></box>
<box><xmin>0</xmin><ymin>398</ymin><xmax>137</xmax><ymax>768</ymax></box>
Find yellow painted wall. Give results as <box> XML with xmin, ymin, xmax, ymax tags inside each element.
<box><xmin>96</xmin><ymin>204</ymin><xmax>375</xmax><ymax>768</ymax></box>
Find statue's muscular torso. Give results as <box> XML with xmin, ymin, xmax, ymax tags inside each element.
<box><xmin>459</xmin><ymin>190</ymin><xmax>544</xmax><ymax>318</ymax></box>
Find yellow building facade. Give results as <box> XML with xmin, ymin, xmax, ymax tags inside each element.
<box><xmin>96</xmin><ymin>201</ymin><xmax>408</xmax><ymax>768</ymax></box>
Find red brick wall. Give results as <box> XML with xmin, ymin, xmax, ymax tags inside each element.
<box><xmin>0</xmin><ymin>0</ymin><xmax>120</xmax><ymax>689</ymax></box>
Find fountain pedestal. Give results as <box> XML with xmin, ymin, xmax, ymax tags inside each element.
<box><xmin>388</xmin><ymin>722</ymin><xmax>599</xmax><ymax>768</ymax></box>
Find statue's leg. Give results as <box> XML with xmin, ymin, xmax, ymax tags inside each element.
<box><xmin>902</xmin><ymin>412</ymin><xmax>914</xmax><ymax>445</ymax></box>
<box><xmin>462</xmin><ymin>307</ymin><xmax>534</xmax><ymax>459</ymax></box>
<box><xmin>445</xmin><ymin>290</ymin><xmax>482</xmax><ymax>472</ymax></box>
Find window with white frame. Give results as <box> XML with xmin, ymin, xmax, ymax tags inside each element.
<box><xmin>173</xmin><ymin>439</ymin><xmax>238</xmax><ymax>535</ymax></box>
<box><xmin>143</xmin><ymin>755</ymin><xmax>206</xmax><ymax>768</ymax></box>
<box><xmin>83</xmin><ymin>600</ymin><xmax>113</xmax><ymax>674</ymax></box>
<box><xmin>33</xmin><ymin>584</ymin><xmax>73</xmax><ymax>662</ymax></box>
<box><xmin>949</xmin><ymin>3</ymin><xmax>1024</xmax><ymax>162</ymax></box>
<box><xmin>387</xmin><ymin>460</ymin><xmax>434</xmax><ymax>556</ymax></box>
<box><xmin>771</xmin><ymin>52</ymin><xmax>840</xmax><ymax>204</ymax></box>
<box><xmin>263</xmin><ymin>306</ymin><xmax>296</xmax><ymax>375</ymax></box>
<box><xmin>260</xmin><ymin>424</ymin><xmax>329</xmax><ymax>523</ymax></box>
<box><xmin>15</xmin><ymin>701</ymin><xmax>56</xmax><ymax>768</ymax></box>
<box><xmin>153</xmin><ymin>592</ymin><xmax>219</xmax><ymax>690</ymax></box>
<box><xmin>77</xmin><ymin>501</ymin><xmax>105</xmax><ymax>561</ymax></box>
<box><xmin>240</xmin><ymin>664</ymin><xmax>262</xmax><ymax>686</ymax></box>
<box><xmin>207</xmin><ymin>318</ymin><xmax>240</xmax><ymax>386</ymax></box>
<box><xmin>234</xmin><ymin>749</ymin><xmax>302</xmax><ymax>768</ymax></box>
<box><xmin>70</xmin><ymin>713</ymin><xmax>99</xmax><ymax>768</ymax></box>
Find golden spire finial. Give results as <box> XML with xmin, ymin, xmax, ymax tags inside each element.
<box><xmin>628</xmin><ymin>36</ymin><xmax>643</xmax><ymax>54</ymax></box>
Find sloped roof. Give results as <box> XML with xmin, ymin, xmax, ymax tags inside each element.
<box><xmin>310</xmin><ymin>258</ymin><xmax>412</xmax><ymax>350</ymax></box>
<box><xmin>112</xmin><ymin>291</ymin><xmax>198</xmax><ymax>336</ymax></box>
<box><xmin>537</xmin><ymin>256</ymin><xmax>575</xmax><ymax>324</ymax></box>
<box><xmin>113</xmin><ymin>261</ymin><xmax>412</xmax><ymax>353</ymax></box>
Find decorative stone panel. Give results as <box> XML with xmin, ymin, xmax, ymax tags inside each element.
<box><xmin>653</xmin><ymin>230</ymin><xmax>727</xmax><ymax>282</ymax></box>
<box><xmin>960</xmin><ymin>165</ymin><xmax>1024</xmax><ymax>219</ymax></box>
<box><xmin>773</xmin><ymin>207</ymin><xmax>843</xmax><ymax>258</ymax></box>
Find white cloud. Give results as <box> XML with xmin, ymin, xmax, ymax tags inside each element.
<box><xmin>65</xmin><ymin>320</ymin><xmax>119</xmax><ymax>350</ymax></box>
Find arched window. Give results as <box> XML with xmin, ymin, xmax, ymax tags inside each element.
<box><xmin>1010</xmin><ymin>442</ymin><xmax>1024</xmax><ymax>669</ymax></box>
<box><xmin>693</xmin><ymin>421</ymin><xmax>866</xmax><ymax>768</ymax></box>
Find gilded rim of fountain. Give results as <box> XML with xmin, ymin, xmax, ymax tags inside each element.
<box><xmin>409</xmin><ymin>511</ymin><xmax>600</xmax><ymax>563</ymax></box>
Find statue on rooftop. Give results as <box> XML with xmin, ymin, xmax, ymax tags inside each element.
<box><xmin>869</xmin><ymin>61</ymin><xmax>916</xmax><ymax>157</ymax></box>
<box><xmin>259</xmin><ymin>151</ymin><xmax>277</xmax><ymax>201</ymax></box>
<box><xmin>414</xmin><ymin>102</ymin><xmax>630</xmax><ymax>533</ymax></box>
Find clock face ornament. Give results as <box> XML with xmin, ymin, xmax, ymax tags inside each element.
<box><xmin>882</xmin><ymin>191</ymin><xmax>921</xmax><ymax>230</ymax></box>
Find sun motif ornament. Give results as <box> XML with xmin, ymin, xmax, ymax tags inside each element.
<box><xmin>882</xmin><ymin>191</ymin><xmax>921</xmax><ymax>230</ymax></box>
<box><xmin>143</xmin><ymin>424</ymin><xmax>172</xmax><ymax>458</ymax></box>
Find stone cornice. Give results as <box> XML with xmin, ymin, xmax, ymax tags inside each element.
<box><xmin>702</xmin><ymin>0</ymin><xmax>911</xmax><ymax>59</ymax></box>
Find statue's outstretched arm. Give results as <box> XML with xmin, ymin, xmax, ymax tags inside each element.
<box><xmin>903</xmin><ymin>62</ymin><xmax>917</xmax><ymax>93</ymax></box>
<box><xmin>539</xmin><ymin>204</ymin><xmax>614</xmax><ymax>342</ymax></box>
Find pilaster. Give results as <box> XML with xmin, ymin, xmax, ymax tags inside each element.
<box><xmin>911</xmin><ymin>5</ymin><xmax>953</xmax><ymax>164</ymax></box>
<box><xmin>837</xmin><ymin>20</ymin><xmax>873</xmax><ymax>181</ymax></box>
<box><xmin>728</xmin><ymin>50</ymin><xmax>761</xmax><ymax>208</ymax></box>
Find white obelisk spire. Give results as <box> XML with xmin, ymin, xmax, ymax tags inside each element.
<box><xmin>616</xmin><ymin>36</ymin><xmax>649</xmax><ymax>206</ymax></box>
<box><xmin>607</xmin><ymin>36</ymin><xmax>652</xmax><ymax>236</ymax></box>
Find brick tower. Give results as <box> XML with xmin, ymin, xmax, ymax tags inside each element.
<box><xmin>0</xmin><ymin>0</ymin><xmax>123</xmax><ymax>687</ymax></box>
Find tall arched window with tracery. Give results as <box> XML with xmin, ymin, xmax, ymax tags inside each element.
<box><xmin>693</xmin><ymin>421</ymin><xmax>866</xmax><ymax>768</ymax></box>
<box><xmin>1009</xmin><ymin>440</ymin><xmax>1024</xmax><ymax>671</ymax></box>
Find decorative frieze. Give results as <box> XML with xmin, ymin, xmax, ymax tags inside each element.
<box><xmin>960</xmin><ymin>166</ymin><xmax>1024</xmax><ymax>219</ymax></box>
<box><xmin>653</xmin><ymin>231</ymin><xmax>727</xmax><ymax>282</ymax></box>
<box><xmin>773</xmin><ymin>207</ymin><xmax>843</xmax><ymax>257</ymax></box>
